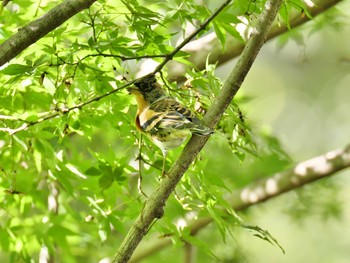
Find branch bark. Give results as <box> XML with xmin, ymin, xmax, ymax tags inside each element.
<box><xmin>112</xmin><ymin>0</ymin><xmax>283</xmax><ymax>262</ymax></box>
<box><xmin>0</xmin><ymin>0</ymin><xmax>96</xmax><ymax>66</ymax></box>
<box><xmin>130</xmin><ymin>144</ymin><xmax>350</xmax><ymax>262</ymax></box>
<box><xmin>165</xmin><ymin>0</ymin><xmax>344</xmax><ymax>81</ymax></box>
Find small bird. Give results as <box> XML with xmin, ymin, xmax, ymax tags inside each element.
<box><xmin>128</xmin><ymin>74</ymin><xmax>213</xmax><ymax>176</ymax></box>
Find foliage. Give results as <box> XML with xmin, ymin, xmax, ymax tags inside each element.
<box><xmin>0</xmin><ymin>0</ymin><xmax>347</xmax><ymax>262</ymax></box>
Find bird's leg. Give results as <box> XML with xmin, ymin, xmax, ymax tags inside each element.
<box><xmin>137</xmin><ymin>134</ymin><xmax>147</xmax><ymax>197</ymax></box>
<box><xmin>161</xmin><ymin>150</ymin><xmax>167</xmax><ymax>177</ymax></box>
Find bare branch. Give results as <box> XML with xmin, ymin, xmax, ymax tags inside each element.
<box><xmin>0</xmin><ymin>0</ymin><xmax>97</xmax><ymax>66</ymax></box>
<box><xmin>184</xmin><ymin>243</ymin><xmax>195</xmax><ymax>263</ymax></box>
<box><xmin>112</xmin><ymin>0</ymin><xmax>283</xmax><ymax>262</ymax></box>
<box><xmin>130</xmin><ymin>144</ymin><xmax>350</xmax><ymax>262</ymax></box>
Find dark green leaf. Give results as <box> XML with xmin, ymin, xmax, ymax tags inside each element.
<box><xmin>99</xmin><ymin>174</ymin><xmax>114</xmax><ymax>189</ymax></box>
<box><xmin>85</xmin><ymin>167</ymin><xmax>102</xmax><ymax>176</ymax></box>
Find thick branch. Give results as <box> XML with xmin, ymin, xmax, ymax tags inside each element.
<box><xmin>112</xmin><ymin>0</ymin><xmax>283</xmax><ymax>262</ymax></box>
<box><xmin>0</xmin><ymin>0</ymin><xmax>96</xmax><ymax>66</ymax></box>
<box><xmin>166</xmin><ymin>0</ymin><xmax>343</xmax><ymax>81</ymax></box>
<box><xmin>130</xmin><ymin>144</ymin><xmax>350</xmax><ymax>262</ymax></box>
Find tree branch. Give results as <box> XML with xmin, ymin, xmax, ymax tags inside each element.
<box><xmin>0</xmin><ymin>0</ymin><xmax>96</xmax><ymax>66</ymax></box>
<box><xmin>228</xmin><ymin>144</ymin><xmax>350</xmax><ymax>210</ymax></box>
<box><xmin>112</xmin><ymin>0</ymin><xmax>283</xmax><ymax>262</ymax></box>
<box><xmin>130</xmin><ymin>144</ymin><xmax>350</xmax><ymax>262</ymax></box>
<box><xmin>165</xmin><ymin>0</ymin><xmax>344</xmax><ymax>81</ymax></box>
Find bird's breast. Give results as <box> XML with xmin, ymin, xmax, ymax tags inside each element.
<box><xmin>151</xmin><ymin>130</ymin><xmax>190</xmax><ymax>152</ymax></box>
<box><xmin>137</xmin><ymin>108</ymin><xmax>165</xmax><ymax>133</ymax></box>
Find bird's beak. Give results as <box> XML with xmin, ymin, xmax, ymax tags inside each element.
<box><xmin>127</xmin><ymin>86</ymin><xmax>138</xmax><ymax>95</ymax></box>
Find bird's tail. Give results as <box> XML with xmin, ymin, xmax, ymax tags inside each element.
<box><xmin>191</xmin><ymin>125</ymin><xmax>214</xmax><ymax>136</ymax></box>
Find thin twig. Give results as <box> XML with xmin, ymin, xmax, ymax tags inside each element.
<box><xmin>85</xmin><ymin>53</ymin><xmax>167</xmax><ymax>61</ymax></box>
<box><xmin>137</xmin><ymin>134</ymin><xmax>148</xmax><ymax>197</ymax></box>
<box><xmin>0</xmin><ymin>115</ymin><xmax>28</xmax><ymax>121</ymax></box>
<box><xmin>54</xmin><ymin>53</ymin><xmax>168</xmax><ymax>66</ymax></box>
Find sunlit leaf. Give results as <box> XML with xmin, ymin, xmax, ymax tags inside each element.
<box><xmin>0</xmin><ymin>64</ymin><xmax>33</xmax><ymax>75</ymax></box>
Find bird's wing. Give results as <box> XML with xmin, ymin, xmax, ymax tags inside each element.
<box><xmin>142</xmin><ymin>98</ymin><xmax>212</xmax><ymax>135</ymax></box>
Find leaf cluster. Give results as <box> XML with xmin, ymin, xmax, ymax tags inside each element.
<box><xmin>0</xmin><ymin>0</ymin><xmax>340</xmax><ymax>262</ymax></box>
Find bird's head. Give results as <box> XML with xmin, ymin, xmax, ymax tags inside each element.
<box><xmin>127</xmin><ymin>74</ymin><xmax>165</xmax><ymax>103</ymax></box>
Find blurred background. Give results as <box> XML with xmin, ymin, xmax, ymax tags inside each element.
<box><xmin>210</xmin><ymin>3</ymin><xmax>350</xmax><ymax>262</ymax></box>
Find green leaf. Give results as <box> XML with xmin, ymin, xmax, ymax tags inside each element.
<box><xmin>222</xmin><ymin>23</ymin><xmax>244</xmax><ymax>43</ymax></box>
<box><xmin>65</xmin><ymin>163</ymin><xmax>87</xmax><ymax>179</ymax></box>
<box><xmin>279</xmin><ymin>2</ymin><xmax>291</xmax><ymax>29</ymax></box>
<box><xmin>207</xmin><ymin>175</ymin><xmax>230</xmax><ymax>192</ymax></box>
<box><xmin>182</xmin><ymin>235</ymin><xmax>218</xmax><ymax>260</ymax></box>
<box><xmin>33</xmin><ymin>149</ymin><xmax>42</xmax><ymax>173</ymax></box>
<box><xmin>88</xmin><ymin>37</ymin><xmax>95</xmax><ymax>48</ymax></box>
<box><xmin>109</xmin><ymin>215</ymin><xmax>124</xmax><ymax>232</ymax></box>
<box><xmin>113</xmin><ymin>166</ymin><xmax>126</xmax><ymax>182</ymax></box>
<box><xmin>218</xmin><ymin>13</ymin><xmax>241</xmax><ymax>24</ymax></box>
<box><xmin>99</xmin><ymin>163</ymin><xmax>113</xmax><ymax>175</ymax></box>
<box><xmin>0</xmin><ymin>64</ymin><xmax>33</xmax><ymax>75</ymax></box>
<box><xmin>13</xmin><ymin>135</ymin><xmax>28</xmax><ymax>151</ymax></box>
<box><xmin>99</xmin><ymin>174</ymin><xmax>114</xmax><ymax>189</ymax></box>
<box><xmin>206</xmin><ymin>201</ymin><xmax>227</xmax><ymax>241</ymax></box>
<box><xmin>41</xmin><ymin>44</ymin><xmax>57</xmax><ymax>54</ymax></box>
<box><xmin>242</xmin><ymin>224</ymin><xmax>286</xmax><ymax>254</ymax></box>
<box><xmin>85</xmin><ymin>167</ymin><xmax>102</xmax><ymax>176</ymax></box>
<box><xmin>212</xmin><ymin>20</ymin><xmax>226</xmax><ymax>49</ymax></box>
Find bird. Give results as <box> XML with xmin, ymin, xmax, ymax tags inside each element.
<box><xmin>127</xmin><ymin>74</ymin><xmax>213</xmax><ymax>176</ymax></box>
